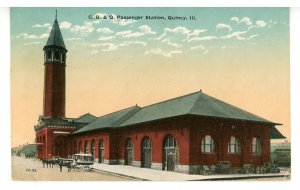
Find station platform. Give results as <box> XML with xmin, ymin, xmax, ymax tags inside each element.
<box><xmin>91</xmin><ymin>163</ymin><xmax>290</xmax><ymax>181</ymax></box>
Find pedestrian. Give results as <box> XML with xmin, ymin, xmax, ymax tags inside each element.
<box><xmin>67</xmin><ymin>162</ymin><xmax>71</xmax><ymax>172</ymax></box>
<box><xmin>59</xmin><ymin>161</ymin><xmax>63</xmax><ymax>172</ymax></box>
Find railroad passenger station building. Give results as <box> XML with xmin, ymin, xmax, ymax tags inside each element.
<box><xmin>34</xmin><ymin>16</ymin><xmax>285</xmax><ymax>174</ymax></box>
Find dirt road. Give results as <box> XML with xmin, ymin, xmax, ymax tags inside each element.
<box><xmin>12</xmin><ymin>156</ymin><xmax>131</xmax><ymax>181</ymax></box>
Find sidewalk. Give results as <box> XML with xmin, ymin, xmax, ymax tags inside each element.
<box><xmin>91</xmin><ymin>163</ymin><xmax>290</xmax><ymax>181</ymax></box>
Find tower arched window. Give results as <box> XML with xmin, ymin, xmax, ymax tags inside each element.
<box><xmin>47</xmin><ymin>51</ymin><xmax>52</xmax><ymax>61</ymax></box>
<box><xmin>54</xmin><ymin>51</ymin><xmax>60</xmax><ymax>60</ymax></box>
<box><xmin>62</xmin><ymin>54</ymin><xmax>66</xmax><ymax>63</ymax></box>
<box><xmin>251</xmin><ymin>137</ymin><xmax>262</xmax><ymax>155</ymax></box>
<box><xmin>201</xmin><ymin>135</ymin><xmax>215</xmax><ymax>153</ymax></box>
<box><xmin>228</xmin><ymin>136</ymin><xmax>241</xmax><ymax>154</ymax></box>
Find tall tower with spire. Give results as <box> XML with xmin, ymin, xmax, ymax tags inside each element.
<box><xmin>43</xmin><ymin>10</ymin><xmax>67</xmax><ymax>118</ymax></box>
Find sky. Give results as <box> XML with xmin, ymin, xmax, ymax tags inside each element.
<box><xmin>10</xmin><ymin>7</ymin><xmax>290</xmax><ymax>147</ymax></box>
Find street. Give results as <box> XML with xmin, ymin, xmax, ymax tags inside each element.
<box><xmin>12</xmin><ymin>156</ymin><xmax>131</xmax><ymax>181</ymax></box>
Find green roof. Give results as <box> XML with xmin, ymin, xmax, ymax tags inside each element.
<box><xmin>121</xmin><ymin>91</ymin><xmax>276</xmax><ymax>127</ymax></box>
<box><xmin>73</xmin><ymin>106</ymin><xmax>140</xmax><ymax>134</ymax></box>
<box><xmin>44</xmin><ymin>19</ymin><xmax>66</xmax><ymax>50</ymax></box>
<box><xmin>75</xmin><ymin>113</ymin><xmax>97</xmax><ymax>123</ymax></box>
<box><xmin>74</xmin><ymin>91</ymin><xmax>280</xmax><ymax>134</ymax></box>
<box><xmin>270</xmin><ymin>126</ymin><xmax>286</xmax><ymax>139</ymax></box>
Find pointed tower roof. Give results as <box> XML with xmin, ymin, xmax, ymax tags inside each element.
<box><xmin>44</xmin><ymin>13</ymin><xmax>66</xmax><ymax>50</ymax></box>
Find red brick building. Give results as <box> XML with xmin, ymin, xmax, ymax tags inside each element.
<box><xmin>35</xmin><ymin>17</ymin><xmax>285</xmax><ymax>174</ymax></box>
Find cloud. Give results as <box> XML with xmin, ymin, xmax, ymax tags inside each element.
<box><xmin>65</xmin><ymin>37</ymin><xmax>82</xmax><ymax>41</ymax></box>
<box><xmin>117</xmin><ymin>19</ymin><xmax>137</xmax><ymax>26</ymax></box>
<box><xmin>98</xmin><ymin>36</ymin><xmax>115</xmax><ymax>41</ymax></box>
<box><xmin>90</xmin><ymin>41</ymin><xmax>147</xmax><ymax>53</ymax></box>
<box><xmin>144</xmin><ymin>48</ymin><xmax>182</xmax><ymax>58</ymax></box>
<box><xmin>32</xmin><ymin>23</ymin><xmax>51</xmax><ymax>29</ymax></box>
<box><xmin>139</xmin><ymin>25</ymin><xmax>156</xmax><ymax>34</ymax></box>
<box><xmin>24</xmin><ymin>41</ymin><xmax>42</xmax><ymax>46</ymax></box>
<box><xmin>216</xmin><ymin>23</ymin><xmax>232</xmax><ymax>32</ymax></box>
<box><xmin>248</xmin><ymin>20</ymin><xmax>267</xmax><ymax>31</ymax></box>
<box><xmin>190</xmin><ymin>45</ymin><xmax>205</xmax><ymax>50</ymax></box>
<box><xmin>248</xmin><ymin>34</ymin><xmax>259</xmax><ymax>40</ymax></box>
<box><xmin>155</xmin><ymin>26</ymin><xmax>191</xmax><ymax>40</ymax></box>
<box><xmin>96</xmin><ymin>27</ymin><xmax>114</xmax><ymax>34</ymax></box>
<box><xmin>238</xmin><ymin>17</ymin><xmax>253</xmax><ymax>26</ymax></box>
<box><xmin>119</xmin><ymin>41</ymin><xmax>147</xmax><ymax>47</ymax></box>
<box><xmin>70</xmin><ymin>21</ymin><xmax>94</xmax><ymax>34</ymax></box>
<box><xmin>221</xmin><ymin>31</ymin><xmax>247</xmax><ymax>40</ymax></box>
<box><xmin>187</xmin><ymin>36</ymin><xmax>217</xmax><ymax>42</ymax></box>
<box><xmin>183</xmin><ymin>29</ymin><xmax>207</xmax><ymax>41</ymax></box>
<box><xmin>115</xmin><ymin>25</ymin><xmax>156</xmax><ymax>38</ymax></box>
<box><xmin>89</xmin><ymin>43</ymin><xmax>118</xmax><ymax>52</ymax></box>
<box><xmin>231</xmin><ymin>17</ymin><xmax>239</xmax><ymax>23</ymax></box>
<box><xmin>16</xmin><ymin>33</ymin><xmax>49</xmax><ymax>40</ymax></box>
<box><xmin>59</xmin><ymin>21</ymin><xmax>72</xmax><ymax>29</ymax></box>
<box><xmin>255</xmin><ymin>20</ymin><xmax>267</xmax><ymax>28</ymax></box>
<box><xmin>162</xmin><ymin>38</ymin><xmax>181</xmax><ymax>48</ymax></box>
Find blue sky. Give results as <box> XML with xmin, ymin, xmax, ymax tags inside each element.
<box><xmin>11</xmin><ymin>7</ymin><xmax>289</xmax><ymax>58</ymax></box>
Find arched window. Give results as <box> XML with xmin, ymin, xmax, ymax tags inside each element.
<box><xmin>62</xmin><ymin>54</ymin><xmax>66</xmax><ymax>63</ymax></box>
<box><xmin>91</xmin><ymin>140</ymin><xmax>96</xmax><ymax>157</ymax></box>
<box><xmin>78</xmin><ymin>141</ymin><xmax>82</xmax><ymax>153</ymax></box>
<box><xmin>47</xmin><ymin>51</ymin><xmax>52</xmax><ymax>61</ymax></box>
<box><xmin>84</xmin><ymin>140</ymin><xmax>89</xmax><ymax>154</ymax></box>
<box><xmin>126</xmin><ymin>139</ymin><xmax>134</xmax><ymax>148</ymax></box>
<box><xmin>164</xmin><ymin>136</ymin><xmax>177</xmax><ymax>148</ymax></box>
<box><xmin>228</xmin><ymin>136</ymin><xmax>241</xmax><ymax>154</ymax></box>
<box><xmin>201</xmin><ymin>135</ymin><xmax>215</xmax><ymax>153</ymax></box>
<box><xmin>251</xmin><ymin>137</ymin><xmax>262</xmax><ymax>155</ymax></box>
<box><xmin>142</xmin><ymin>138</ymin><xmax>152</xmax><ymax>149</ymax></box>
<box><xmin>54</xmin><ymin>51</ymin><xmax>60</xmax><ymax>60</ymax></box>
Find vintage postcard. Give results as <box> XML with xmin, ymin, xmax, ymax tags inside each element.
<box><xmin>10</xmin><ymin>7</ymin><xmax>290</xmax><ymax>181</ymax></box>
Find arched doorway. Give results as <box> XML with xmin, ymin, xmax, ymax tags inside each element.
<box><xmin>141</xmin><ymin>137</ymin><xmax>152</xmax><ymax>168</ymax></box>
<box><xmin>98</xmin><ymin>139</ymin><xmax>104</xmax><ymax>163</ymax></box>
<box><xmin>54</xmin><ymin>136</ymin><xmax>66</xmax><ymax>158</ymax></box>
<box><xmin>163</xmin><ymin>135</ymin><xmax>178</xmax><ymax>171</ymax></box>
<box><xmin>125</xmin><ymin>139</ymin><xmax>134</xmax><ymax>166</ymax></box>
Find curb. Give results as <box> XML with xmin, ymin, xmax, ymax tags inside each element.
<box><xmin>91</xmin><ymin>167</ymin><xmax>149</xmax><ymax>181</ymax></box>
<box><xmin>189</xmin><ymin>174</ymin><xmax>289</xmax><ymax>181</ymax></box>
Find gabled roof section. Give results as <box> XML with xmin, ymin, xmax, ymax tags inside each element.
<box><xmin>44</xmin><ymin>19</ymin><xmax>66</xmax><ymax>50</ymax></box>
<box><xmin>189</xmin><ymin>92</ymin><xmax>274</xmax><ymax>123</ymax></box>
<box><xmin>121</xmin><ymin>92</ymin><xmax>200</xmax><ymax>127</ymax></box>
<box><xmin>73</xmin><ymin>106</ymin><xmax>141</xmax><ymax>134</ymax></box>
<box><xmin>121</xmin><ymin>91</ymin><xmax>277</xmax><ymax>127</ymax></box>
<box><xmin>75</xmin><ymin>113</ymin><xmax>97</xmax><ymax>124</ymax></box>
